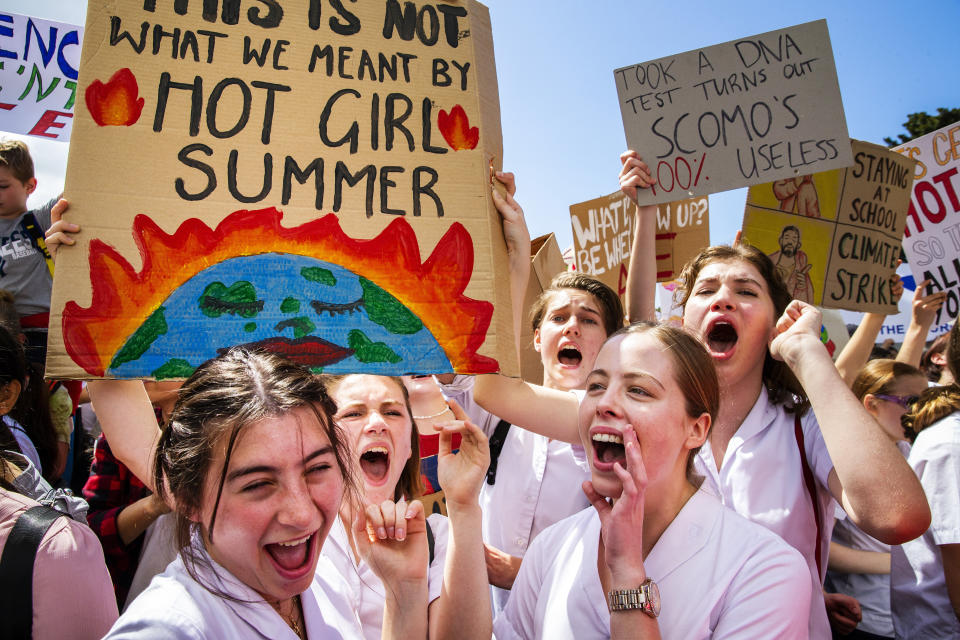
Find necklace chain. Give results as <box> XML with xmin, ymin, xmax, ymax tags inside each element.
<box><xmin>413</xmin><ymin>405</ymin><xmax>452</xmax><ymax>420</ymax></box>
<box><xmin>277</xmin><ymin>595</ymin><xmax>304</xmax><ymax>639</ymax></box>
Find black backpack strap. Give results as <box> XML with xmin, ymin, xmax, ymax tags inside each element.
<box><xmin>0</xmin><ymin>505</ymin><xmax>65</xmax><ymax>640</ymax></box>
<box><xmin>485</xmin><ymin>419</ymin><xmax>511</xmax><ymax>485</ymax></box>
<box><xmin>425</xmin><ymin>517</ymin><xmax>435</xmax><ymax>566</ymax></box>
<box><xmin>18</xmin><ymin>212</ymin><xmax>54</xmax><ymax>277</ymax></box>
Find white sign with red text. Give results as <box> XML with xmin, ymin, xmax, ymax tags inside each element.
<box><xmin>895</xmin><ymin>123</ymin><xmax>960</xmax><ymax>324</ymax></box>
<box><xmin>0</xmin><ymin>11</ymin><xmax>82</xmax><ymax>140</ymax></box>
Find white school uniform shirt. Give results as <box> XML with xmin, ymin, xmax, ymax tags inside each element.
<box><xmin>694</xmin><ymin>387</ymin><xmax>836</xmax><ymax>639</ymax></box>
<box><xmin>321</xmin><ymin>513</ymin><xmax>448</xmax><ymax>640</ymax></box>
<box><xmin>4</xmin><ymin>414</ymin><xmax>42</xmax><ymax>473</ymax></box>
<box><xmin>105</xmin><ymin>541</ymin><xmax>364</xmax><ymax>639</ymax></box>
<box><xmin>494</xmin><ymin>489</ymin><xmax>810</xmax><ymax>639</ymax></box>
<box><xmin>891</xmin><ymin>411</ymin><xmax>960</xmax><ymax>639</ymax></box>
<box><xmin>441</xmin><ymin>375</ymin><xmax>591</xmax><ymax>613</ymax></box>
<box><xmin>825</xmin><ymin>440</ymin><xmax>909</xmax><ymax>638</ymax></box>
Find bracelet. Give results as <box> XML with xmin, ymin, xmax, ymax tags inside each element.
<box><xmin>413</xmin><ymin>406</ymin><xmax>452</xmax><ymax>420</ymax></box>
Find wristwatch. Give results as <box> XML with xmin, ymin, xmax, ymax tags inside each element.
<box><xmin>607</xmin><ymin>578</ymin><xmax>660</xmax><ymax>617</ymax></box>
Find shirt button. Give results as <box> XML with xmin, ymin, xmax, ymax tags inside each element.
<box><xmin>515</xmin><ymin>537</ymin><xmax>526</xmax><ymax>548</ymax></box>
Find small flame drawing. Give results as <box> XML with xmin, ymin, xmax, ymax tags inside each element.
<box><xmin>85</xmin><ymin>68</ymin><xmax>145</xmax><ymax>127</ymax></box>
<box><xmin>438</xmin><ymin>105</ymin><xmax>479</xmax><ymax>150</ymax></box>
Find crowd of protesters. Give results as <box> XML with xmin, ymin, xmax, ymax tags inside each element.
<box><xmin>0</xmin><ymin>133</ymin><xmax>957</xmax><ymax>640</ymax></box>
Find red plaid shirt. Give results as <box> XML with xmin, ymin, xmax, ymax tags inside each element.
<box><xmin>82</xmin><ymin>434</ymin><xmax>152</xmax><ymax>608</ymax></box>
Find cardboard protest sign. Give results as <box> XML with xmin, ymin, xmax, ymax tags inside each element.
<box><xmin>653</xmin><ymin>196</ymin><xmax>710</xmax><ymax>281</ymax></box>
<box><xmin>570</xmin><ymin>191</ymin><xmax>635</xmax><ymax>296</ymax></box>
<box><xmin>0</xmin><ymin>12</ymin><xmax>82</xmax><ymax>140</ymax></box>
<box><xmin>742</xmin><ymin>139</ymin><xmax>916</xmax><ymax>313</ymax></box>
<box><xmin>614</xmin><ymin>19</ymin><xmax>852</xmax><ymax>206</ymax></box>
<box><xmin>519</xmin><ymin>233</ymin><xmax>567</xmax><ymax>384</ymax></box>
<box><xmin>894</xmin><ymin>122</ymin><xmax>960</xmax><ymax>325</ymax></box>
<box><xmin>570</xmin><ymin>191</ymin><xmax>709</xmax><ymax>300</ymax></box>
<box><xmin>420</xmin><ymin>490</ymin><xmax>446</xmax><ymax>517</ymax></box>
<box><xmin>838</xmin><ymin>265</ymin><xmax>953</xmax><ymax>346</ymax></box>
<box><xmin>47</xmin><ymin>1</ymin><xmax>516</xmax><ymax>379</ymax></box>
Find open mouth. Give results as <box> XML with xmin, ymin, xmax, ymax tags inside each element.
<box><xmin>592</xmin><ymin>433</ymin><xmax>625</xmax><ymax>466</ymax></box>
<box><xmin>265</xmin><ymin>531</ymin><xmax>316</xmax><ymax>576</ymax></box>
<box><xmin>359</xmin><ymin>446</ymin><xmax>390</xmax><ymax>483</ymax></box>
<box><xmin>558</xmin><ymin>345</ymin><xmax>582</xmax><ymax>367</ymax></box>
<box><xmin>706</xmin><ymin>321</ymin><xmax>738</xmax><ymax>355</ymax></box>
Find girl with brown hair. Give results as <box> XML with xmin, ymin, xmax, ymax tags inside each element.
<box><xmin>93</xmin><ymin>351</ymin><xmax>430</xmax><ymax>639</ymax></box>
<box><xmin>495</xmin><ymin>323</ymin><xmax>809</xmax><ymax>638</ymax></box>
<box><xmin>476</xmin><ymin>153</ymin><xmax>930</xmax><ymax>638</ymax></box>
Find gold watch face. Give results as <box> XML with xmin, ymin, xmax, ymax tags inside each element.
<box><xmin>644</xmin><ymin>580</ymin><xmax>661</xmax><ymax>617</ymax></box>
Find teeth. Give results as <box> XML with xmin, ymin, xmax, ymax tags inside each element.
<box><xmin>593</xmin><ymin>433</ymin><xmax>623</xmax><ymax>445</ymax></box>
<box><xmin>366</xmin><ymin>446</ymin><xmax>388</xmax><ymax>454</ymax></box>
<box><xmin>277</xmin><ymin>534</ymin><xmax>310</xmax><ymax>547</ymax></box>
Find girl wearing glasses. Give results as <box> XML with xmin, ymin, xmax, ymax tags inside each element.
<box><xmin>825</xmin><ymin>359</ymin><xmax>928</xmax><ymax>639</ymax></box>
<box><xmin>891</xmin><ymin>319</ymin><xmax>960</xmax><ymax>638</ymax></box>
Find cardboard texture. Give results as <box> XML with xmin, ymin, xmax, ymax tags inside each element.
<box><xmin>420</xmin><ymin>490</ymin><xmax>446</xmax><ymax>517</ymax></box>
<box><xmin>653</xmin><ymin>196</ymin><xmax>710</xmax><ymax>281</ymax></box>
<box><xmin>614</xmin><ymin>20</ymin><xmax>852</xmax><ymax>206</ymax></box>
<box><xmin>569</xmin><ymin>191</ymin><xmax>709</xmax><ymax>302</ymax></box>
<box><xmin>0</xmin><ymin>11</ymin><xmax>82</xmax><ymax>141</ymax></box>
<box><xmin>894</xmin><ymin>122</ymin><xmax>960</xmax><ymax>325</ymax></box>
<box><xmin>47</xmin><ymin>1</ymin><xmax>518</xmax><ymax>380</ymax></box>
<box><xmin>519</xmin><ymin>233</ymin><xmax>567</xmax><ymax>384</ymax></box>
<box><xmin>838</xmin><ymin>265</ymin><xmax>954</xmax><ymax>344</ymax></box>
<box><xmin>742</xmin><ymin>139</ymin><xmax>916</xmax><ymax>314</ymax></box>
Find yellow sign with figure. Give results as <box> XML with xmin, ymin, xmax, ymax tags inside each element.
<box><xmin>742</xmin><ymin>139</ymin><xmax>916</xmax><ymax>313</ymax></box>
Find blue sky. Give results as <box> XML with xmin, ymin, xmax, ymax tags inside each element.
<box><xmin>4</xmin><ymin>0</ymin><xmax>958</xmax><ymax>249</ymax></box>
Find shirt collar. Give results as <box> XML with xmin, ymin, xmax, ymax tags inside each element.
<box><xmin>645</xmin><ymin>489</ymin><xmax>720</xmax><ymax>582</ymax></box>
<box><xmin>697</xmin><ymin>387</ymin><xmax>776</xmax><ymax>475</ymax></box>
<box><xmin>188</xmin><ymin>531</ymin><xmax>299</xmax><ymax>637</ymax></box>
<box><xmin>734</xmin><ymin>386</ymin><xmax>779</xmax><ymax>444</ymax></box>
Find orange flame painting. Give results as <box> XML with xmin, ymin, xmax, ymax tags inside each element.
<box><xmin>438</xmin><ymin>105</ymin><xmax>480</xmax><ymax>150</ymax></box>
<box><xmin>85</xmin><ymin>68</ymin><xmax>145</xmax><ymax>127</ymax></box>
<box><xmin>62</xmin><ymin>209</ymin><xmax>498</xmax><ymax>377</ymax></box>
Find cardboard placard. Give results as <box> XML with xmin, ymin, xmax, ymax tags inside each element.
<box><xmin>0</xmin><ymin>11</ymin><xmax>82</xmax><ymax>140</ymax></box>
<box><xmin>569</xmin><ymin>191</ymin><xmax>709</xmax><ymax>300</ymax></box>
<box><xmin>419</xmin><ymin>490</ymin><xmax>447</xmax><ymax>517</ymax></box>
<box><xmin>838</xmin><ymin>264</ymin><xmax>953</xmax><ymax>345</ymax></box>
<box><xmin>742</xmin><ymin>139</ymin><xmax>916</xmax><ymax>313</ymax></box>
<box><xmin>47</xmin><ymin>1</ymin><xmax>517</xmax><ymax>380</ymax></box>
<box><xmin>569</xmin><ymin>191</ymin><xmax>634</xmax><ymax>296</ymax></box>
<box><xmin>518</xmin><ymin>233</ymin><xmax>567</xmax><ymax>384</ymax></box>
<box><xmin>653</xmin><ymin>196</ymin><xmax>710</xmax><ymax>281</ymax></box>
<box><xmin>614</xmin><ymin>20</ymin><xmax>852</xmax><ymax>205</ymax></box>
<box><xmin>894</xmin><ymin>122</ymin><xmax>960</xmax><ymax>325</ymax></box>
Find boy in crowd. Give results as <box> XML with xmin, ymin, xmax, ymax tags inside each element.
<box><xmin>0</xmin><ymin>139</ymin><xmax>60</xmax><ymax>367</ymax></box>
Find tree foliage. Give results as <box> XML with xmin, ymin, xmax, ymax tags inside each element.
<box><xmin>885</xmin><ymin>108</ymin><xmax>960</xmax><ymax>146</ymax></box>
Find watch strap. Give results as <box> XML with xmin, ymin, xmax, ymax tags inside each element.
<box><xmin>607</xmin><ymin>587</ymin><xmax>649</xmax><ymax>611</ymax></box>
<box><xmin>607</xmin><ymin>578</ymin><xmax>659</xmax><ymax>617</ymax></box>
